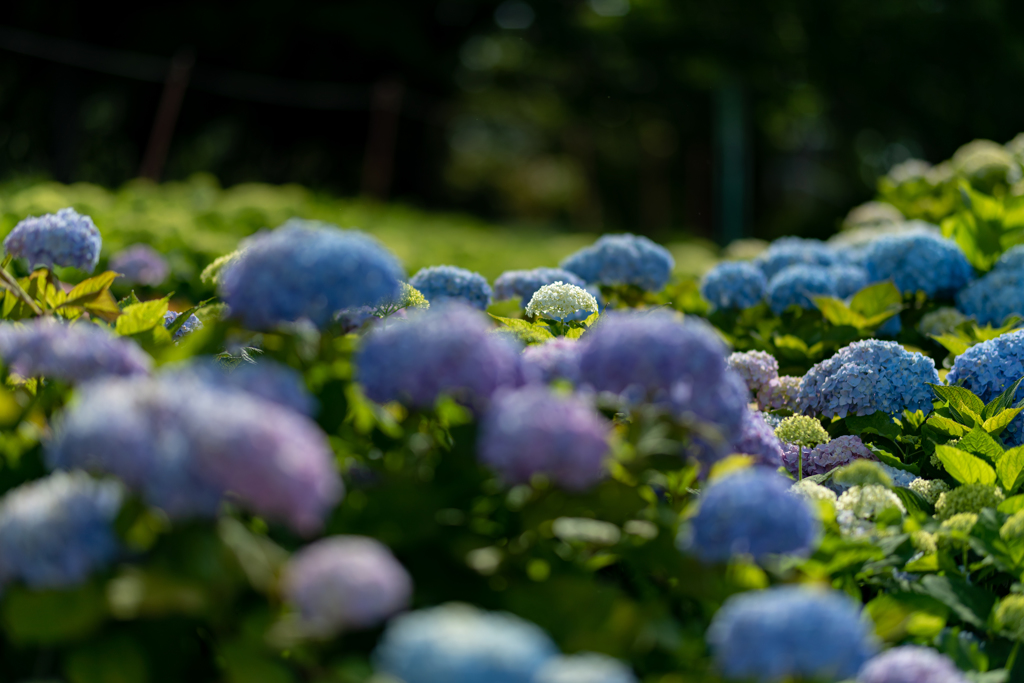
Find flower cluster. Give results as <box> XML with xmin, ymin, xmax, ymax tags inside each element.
<box><xmin>754</xmin><ymin>238</ymin><xmax>839</xmax><ymax>280</ymax></box>
<box><xmin>727</xmin><ymin>350</ymin><xmax>778</xmax><ymax>396</ymax></box>
<box><xmin>673</xmin><ymin>369</ymin><xmax>751</xmax><ymax>464</ymax></box>
<box><xmin>560</xmin><ymin>233</ymin><xmax>674</xmax><ymax>291</ymax></box>
<box><xmin>731</xmin><ymin>410</ymin><xmax>784</xmax><ymax>468</ymax></box>
<box><xmin>909</xmin><ymin>478</ymin><xmax>951</xmax><ymax>505</ymax></box>
<box><xmin>756</xmin><ymin>375</ymin><xmax>801</xmax><ymax>411</ymax></box>
<box><xmin>4</xmin><ymin>207</ymin><xmax>102</xmax><ymax>272</ymax></box>
<box><xmin>829</xmin><ymin>264</ymin><xmax>870</xmax><ymax>298</ymax></box>
<box><xmin>863</xmin><ymin>232</ymin><xmax>972</xmax><ymax>298</ymax></box>
<box><xmin>493</xmin><ymin>267</ymin><xmax>588</xmax><ymax>305</ymax></box>
<box><xmin>857</xmin><ymin>645</ymin><xmax>968</xmax><ymax>683</ymax></box>
<box><xmin>534</xmin><ymin>653</ymin><xmax>638</xmax><ymax>683</ymax></box>
<box><xmin>947</xmin><ymin>330</ymin><xmax>1024</xmax><ymax>444</ymax></box>
<box><xmin>525</xmin><ymin>281</ymin><xmax>599</xmax><ymax>321</ymax></box>
<box><xmin>798</xmin><ymin>340</ymin><xmax>940</xmax><ymax>418</ymax></box>
<box><xmin>521</xmin><ymin>338</ymin><xmax>582</xmax><ymax>385</ymax></box>
<box><xmin>376</xmin><ymin>282</ymin><xmax>430</xmax><ymax>315</ymax></box>
<box><xmin>952</xmin><ymin>139</ymin><xmax>1016</xmax><ymax>191</ymax></box>
<box><xmin>918</xmin><ymin>307</ymin><xmax>970</xmax><ymax>336</ymax></box>
<box><xmin>774</xmin><ymin>415</ymin><xmax>831</xmax><ymax>448</ymax></box>
<box><xmin>163</xmin><ymin>310</ymin><xmax>204</xmax><ymax>340</ymax></box>
<box><xmin>409</xmin><ymin>265</ymin><xmax>492</xmax><ymax>311</ymax></box>
<box><xmin>791</xmin><ymin>479</ymin><xmax>838</xmax><ymax>505</ymax></box>
<box><xmin>164</xmin><ymin>358</ymin><xmax>317</xmax><ymax>416</ymax></box>
<box><xmin>700</xmin><ymin>261</ymin><xmax>767</xmax><ymax>310</ymax></box>
<box><xmin>767</xmin><ymin>264</ymin><xmax>837</xmax><ymax>314</ymax></box>
<box><xmin>934</xmin><ymin>484</ymin><xmax>1004</xmax><ymax>521</ymax></box>
<box><xmin>780</xmin><ymin>434</ymin><xmax>877</xmax><ymax>477</ymax></box>
<box><xmin>836</xmin><ymin>485</ymin><xmax>906</xmax><ymax>520</ymax></box>
<box><xmin>110</xmin><ymin>244</ymin><xmax>170</xmax><ymax>286</ymax></box>
<box><xmin>956</xmin><ymin>268</ymin><xmax>1024</xmax><ymax>326</ymax></box>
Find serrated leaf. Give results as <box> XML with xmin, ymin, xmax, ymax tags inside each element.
<box><xmin>57</xmin><ymin>271</ymin><xmax>120</xmax><ymax>309</ymax></box>
<box><xmin>931</xmin><ymin>384</ymin><xmax>985</xmax><ymax>425</ymax></box>
<box><xmin>983</xmin><ymin>376</ymin><xmax>1024</xmax><ymax>419</ymax></box>
<box><xmin>116</xmin><ymin>298</ymin><xmax>170</xmax><ymax>336</ymax></box>
<box><xmin>850</xmin><ymin>281</ymin><xmax>903</xmax><ymax>317</ymax></box>
<box><xmin>931</xmin><ymin>333</ymin><xmax>973</xmax><ymax>358</ymax></box>
<box><xmin>934</xmin><ymin>444</ymin><xmax>997</xmax><ymax>485</ymax></box>
<box><xmin>997</xmin><ymin>446</ymin><xmax>1024</xmax><ymax>493</ymax></box>
<box><xmin>926</xmin><ymin>414</ymin><xmax>969</xmax><ymax>438</ymax></box>
<box><xmin>983</xmin><ymin>406</ymin><xmax>1024</xmax><ymax>436</ymax></box>
<box><xmin>957</xmin><ymin>427</ymin><xmax>1005</xmax><ymax>463</ymax></box>
<box><xmin>865</xmin><ymin>445</ymin><xmax>921</xmax><ymax>475</ymax></box>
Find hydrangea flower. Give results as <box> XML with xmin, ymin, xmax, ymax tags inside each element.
<box><xmin>767</xmin><ymin>264</ymin><xmax>837</xmax><ymax>314</ymax></box>
<box><xmin>731</xmin><ymin>410</ymin><xmax>783</xmax><ymax>468</ymax></box>
<box><xmin>754</xmin><ymin>238</ymin><xmax>838</xmax><ymax>280</ymax></box>
<box><xmin>780</xmin><ymin>435</ymin><xmax>877</xmax><ymax>477</ymax></box>
<box><xmin>863</xmin><ymin>232</ymin><xmax>972</xmax><ymax>298</ymax></box>
<box><xmin>0</xmin><ymin>319</ymin><xmax>151</xmax><ymax>383</ymax></box>
<box><xmin>521</xmin><ymin>339</ymin><xmax>581</xmax><ymax>385</ymax></box>
<box><xmin>947</xmin><ymin>330</ymin><xmax>1024</xmax><ymax>445</ymax></box>
<box><xmin>47</xmin><ymin>375</ymin><xmax>343</xmax><ymax>535</ymax></box>
<box><xmin>936</xmin><ymin>513</ymin><xmax>978</xmax><ymax>552</ymax></box>
<box><xmin>919</xmin><ymin>307</ymin><xmax>971</xmax><ymax>337</ymax></box>
<box><xmin>774</xmin><ymin>415</ymin><xmax>830</xmax><ymax>448</ymax></box>
<box><xmin>995</xmin><ymin>244</ymin><xmax>1024</xmax><ymax>272</ymax></box>
<box><xmin>409</xmin><ymin>266</ymin><xmax>492</xmax><ymax>311</ymax></box>
<box><xmin>706</xmin><ymin>585</ymin><xmax>877</xmax><ymax>682</ymax></box>
<box><xmin>836</xmin><ymin>485</ymin><xmax>905</xmax><ymax>520</ymax></box>
<box><xmin>953</xmin><ymin>139</ymin><xmax>1016</xmax><ymax>191</ymax></box>
<box><xmin>756</xmin><ymin>375</ymin><xmax>801</xmax><ymax>411</ymax></box>
<box><xmin>281</xmin><ymin>536</ymin><xmax>412</xmax><ymax>635</ymax></box>
<box><xmin>560</xmin><ymin>233</ymin><xmax>674</xmax><ymax>291</ymax></box>
<box><xmin>525</xmin><ymin>282</ymin><xmax>598</xmax><ymax>321</ymax></box>
<box><xmin>829</xmin><ymin>264</ymin><xmax>870</xmax><ymax>298</ymax></box>
<box><xmin>373</xmin><ymin>603</ymin><xmax>558</xmax><ymax>683</ymax></box>
<box><xmin>163</xmin><ymin>311</ymin><xmax>203</xmax><ymax>341</ymax></box>
<box><xmin>790</xmin><ymin>479</ymin><xmax>837</xmax><ymax>505</ymax></box>
<box><xmin>356</xmin><ymin>305</ymin><xmax>521</xmax><ymax>411</ymax></box>
<box><xmin>218</xmin><ymin>222</ymin><xmax>404</xmax><ymax>330</ymax></box>
<box><xmin>934</xmin><ymin>484</ymin><xmax>1004</xmax><ymax>520</ymax></box>
<box><xmin>533</xmin><ymin>653</ymin><xmax>638</xmax><ymax>683</ymax></box>
<box><xmin>493</xmin><ymin>267</ymin><xmax>588</xmax><ymax>306</ymax></box>
<box><xmin>163</xmin><ymin>358</ymin><xmax>316</xmax><ymax>417</ymax></box>
<box><xmin>700</xmin><ymin>262</ymin><xmax>767</xmax><ymax>310</ymax></box>
<box><xmin>909</xmin><ymin>478</ymin><xmax>951</xmax><ymax>505</ymax></box>
<box><xmin>832</xmin><ymin>460</ymin><xmax>893</xmax><ymax>489</ymax></box>
<box><xmin>857</xmin><ymin>645</ymin><xmax>968</xmax><ymax>683</ymax></box>
<box><xmin>798</xmin><ymin>340</ymin><xmax>940</xmax><ymax>418</ymax></box>
<box><xmin>1001</xmin><ymin>509</ymin><xmax>1024</xmax><ymax>542</ymax></box>
<box><xmin>994</xmin><ymin>595</ymin><xmax>1024</xmax><ymax>641</ymax></box>
<box><xmin>685</xmin><ymin>468</ymin><xmax>818</xmax><ymax>562</ymax></box>
<box><xmin>672</xmin><ymin>369</ymin><xmax>750</xmax><ymax>465</ymax></box>
<box><xmin>0</xmin><ymin>471</ymin><xmax>123</xmax><ymax>589</ymax></box>
<box><xmin>110</xmin><ymin>244</ymin><xmax>170</xmax><ymax>286</ymax></box>
<box><xmin>478</xmin><ymin>386</ymin><xmax>610</xmax><ymax>491</ymax></box>
<box><xmin>911</xmin><ymin>530</ymin><xmax>937</xmax><ymax>554</ymax></box>
<box><xmin>956</xmin><ymin>268</ymin><xmax>1024</xmax><ymax>325</ymax></box>
<box><xmin>727</xmin><ymin>351</ymin><xmax>778</xmax><ymax>396</ymax></box>
<box><xmin>375</xmin><ymin>282</ymin><xmax>431</xmax><ymax>316</ymax></box>
<box><xmin>4</xmin><ymin>207</ymin><xmax>102</xmax><ymax>272</ymax></box>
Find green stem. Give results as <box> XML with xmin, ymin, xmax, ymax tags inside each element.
<box><xmin>1008</xmin><ymin>641</ymin><xmax>1021</xmax><ymax>672</ymax></box>
<box><xmin>798</xmin><ymin>445</ymin><xmax>803</xmax><ymax>481</ymax></box>
<box><xmin>0</xmin><ymin>267</ymin><xmax>42</xmax><ymax>316</ymax></box>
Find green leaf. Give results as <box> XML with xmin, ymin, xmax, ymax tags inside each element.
<box><xmin>165</xmin><ymin>298</ymin><xmax>216</xmax><ymax>338</ymax></box>
<box><xmin>933</xmin><ymin>444</ymin><xmax>997</xmax><ymax>485</ymax></box>
<box><xmin>57</xmin><ymin>271</ymin><xmax>120</xmax><ymax>309</ymax></box>
<box><xmin>65</xmin><ymin>634</ymin><xmax>149</xmax><ymax>683</ymax></box>
<box><xmin>849</xmin><ymin>281</ymin><xmax>903</xmax><ymax>317</ymax></box>
<box><xmin>983</xmin><ymin>406</ymin><xmax>1024</xmax><ymax>436</ymax></box>
<box><xmin>997</xmin><ymin>446</ymin><xmax>1024</xmax><ymax>493</ymax></box>
<box><xmin>866</xmin><ymin>444</ymin><xmax>921</xmax><ymax>475</ymax></box>
<box><xmin>931</xmin><ymin>384</ymin><xmax>985</xmax><ymax>425</ymax></box>
<box><xmin>983</xmin><ymin>375</ymin><xmax>1024</xmax><ymax>419</ymax></box>
<box><xmin>932</xmin><ymin>333</ymin><xmax>973</xmax><ymax>358</ymax></box>
<box><xmin>488</xmin><ymin>313</ymin><xmax>554</xmax><ymax>344</ymax></box>
<box><xmin>220</xmin><ymin>639</ymin><xmax>295</xmax><ymax>683</ymax></box>
<box><xmin>845</xmin><ymin>411</ymin><xmax>902</xmax><ymax>442</ymax></box>
<box><xmin>1</xmin><ymin>581</ymin><xmax>107</xmax><ymax>644</ymax></box>
<box><xmin>957</xmin><ymin>427</ymin><xmax>1005</xmax><ymax>463</ymax></box>
<box><xmin>117</xmin><ymin>291</ymin><xmax>142</xmax><ymax>310</ymax></box>
<box><xmin>926</xmin><ymin>414</ymin><xmax>969</xmax><ymax>438</ymax></box>
<box><xmin>116</xmin><ymin>298</ymin><xmax>170</xmax><ymax>336</ymax></box>
<box><xmin>998</xmin><ymin>495</ymin><xmax>1024</xmax><ymax>514</ymax></box>
<box><xmin>917</xmin><ymin>575</ymin><xmax>996</xmax><ymax>628</ymax></box>
<box><xmin>813</xmin><ymin>297</ymin><xmax>866</xmax><ymax>327</ymax></box>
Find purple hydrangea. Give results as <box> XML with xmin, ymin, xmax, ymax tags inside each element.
<box><xmin>493</xmin><ymin>267</ymin><xmax>588</xmax><ymax>305</ymax></box>
<box><xmin>356</xmin><ymin>305</ymin><xmax>522</xmax><ymax>411</ymax></box>
<box><xmin>754</xmin><ymin>238</ymin><xmax>838</xmax><ymax>280</ymax></box>
<box><xmin>732</xmin><ymin>410</ymin><xmax>784</xmax><ymax>468</ymax></box>
<box><xmin>672</xmin><ymin>369</ymin><xmax>751</xmax><ymax>465</ymax></box>
<box><xmin>533</xmin><ymin>654</ymin><xmax>638</xmax><ymax>683</ymax></box>
<box><xmin>863</xmin><ymin>232</ymin><xmax>972</xmax><ymax>298</ymax></box>
<box><xmin>4</xmin><ymin>207</ymin><xmax>102</xmax><ymax>272</ymax></box>
<box><xmin>521</xmin><ymin>338</ymin><xmax>582</xmax><ymax>385</ymax></box>
<box><xmin>829</xmin><ymin>264</ymin><xmax>870</xmax><ymax>298</ymax></box>
<box><xmin>684</xmin><ymin>468</ymin><xmax>818</xmax><ymax>562</ymax></box>
<box><xmin>700</xmin><ymin>261</ymin><xmax>767</xmax><ymax>310</ymax></box>
<box><xmin>947</xmin><ymin>330</ymin><xmax>1024</xmax><ymax>446</ymax></box>
<box><xmin>218</xmin><ymin>221</ymin><xmax>404</xmax><ymax>330</ymax></box>
<box><xmin>47</xmin><ymin>375</ymin><xmax>342</xmax><ymax>535</ymax></box>
<box><xmin>109</xmin><ymin>244</ymin><xmax>170</xmax><ymax>286</ymax></box>
<box><xmin>756</xmin><ymin>375</ymin><xmax>801</xmax><ymax>411</ymax></box>
<box><xmin>781</xmin><ymin>434</ymin><xmax>878</xmax><ymax>477</ymax></box>
<box><xmin>409</xmin><ymin>266</ymin><xmax>492</xmax><ymax>311</ymax></box>
<box><xmin>707</xmin><ymin>586</ymin><xmax>878</xmax><ymax>682</ymax></box>
<box><xmin>560</xmin><ymin>233</ymin><xmax>674</xmax><ymax>292</ymax></box>
<box><xmin>956</xmin><ymin>268</ymin><xmax>1024</xmax><ymax>326</ymax></box>
<box><xmin>282</xmin><ymin>536</ymin><xmax>412</xmax><ymax>634</ymax></box>
<box><xmin>857</xmin><ymin>645</ymin><xmax>967</xmax><ymax>683</ymax></box>
<box><xmin>727</xmin><ymin>350</ymin><xmax>779</xmax><ymax>395</ymax></box>
<box><xmin>163</xmin><ymin>310</ymin><xmax>203</xmax><ymax>341</ymax></box>
<box><xmin>0</xmin><ymin>319</ymin><xmax>152</xmax><ymax>383</ymax></box>
<box><xmin>0</xmin><ymin>471</ymin><xmax>122</xmax><ymax>589</ymax></box>
<box><xmin>767</xmin><ymin>264</ymin><xmax>838</xmax><ymax>314</ymax></box>
<box><xmin>478</xmin><ymin>386</ymin><xmax>611</xmax><ymax>491</ymax></box>
<box><xmin>163</xmin><ymin>357</ymin><xmax>316</xmax><ymax>417</ymax></box>
<box><xmin>798</xmin><ymin>340</ymin><xmax>939</xmax><ymax>418</ymax></box>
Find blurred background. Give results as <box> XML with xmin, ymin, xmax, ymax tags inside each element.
<box><xmin>2</xmin><ymin>0</ymin><xmax>1024</xmax><ymax>246</ymax></box>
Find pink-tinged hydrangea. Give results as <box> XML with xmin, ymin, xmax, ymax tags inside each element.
<box><xmin>109</xmin><ymin>244</ymin><xmax>169</xmax><ymax>286</ymax></box>
<box><xmin>521</xmin><ymin>338</ymin><xmax>581</xmax><ymax>385</ymax></box>
<box><xmin>781</xmin><ymin>435</ymin><xmax>878</xmax><ymax>477</ymax></box>
<box><xmin>700</xmin><ymin>262</ymin><xmax>767</xmax><ymax>310</ymax></box>
<box><xmin>47</xmin><ymin>375</ymin><xmax>342</xmax><ymax>535</ymax></box>
<box><xmin>947</xmin><ymin>330</ymin><xmax>1024</xmax><ymax>445</ymax></box>
<box><xmin>478</xmin><ymin>386</ymin><xmax>610</xmax><ymax>491</ymax></box>
<box><xmin>4</xmin><ymin>207</ymin><xmax>101</xmax><ymax>272</ymax></box>
<box><xmin>410</xmin><ymin>265</ymin><xmax>492</xmax><ymax>311</ymax></box>
<box><xmin>731</xmin><ymin>410</ymin><xmax>783</xmax><ymax>468</ymax></box>
<box><xmin>0</xmin><ymin>319</ymin><xmax>151</xmax><ymax>383</ymax></box>
<box><xmin>857</xmin><ymin>645</ymin><xmax>967</xmax><ymax>683</ymax></box>
<box><xmin>756</xmin><ymin>375</ymin><xmax>801</xmax><ymax>411</ymax></box>
<box><xmin>560</xmin><ymin>233</ymin><xmax>674</xmax><ymax>291</ymax></box>
<box><xmin>727</xmin><ymin>350</ymin><xmax>779</xmax><ymax>395</ymax></box>
<box><xmin>282</xmin><ymin>536</ymin><xmax>412</xmax><ymax>635</ymax></box>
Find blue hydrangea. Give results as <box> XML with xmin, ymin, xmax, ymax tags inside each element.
<box><xmin>493</xmin><ymin>267</ymin><xmax>588</xmax><ymax>305</ymax></box>
<box><xmin>4</xmin><ymin>207</ymin><xmax>102</xmax><ymax>272</ymax></box>
<box><xmin>707</xmin><ymin>585</ymin><xmax>878</xmax><ymax>682</ymax></box>
<box><xmin>521</xmin><ymin>338</ymin><xmax>582</xmax><ymax>385</ymax></box>
<box><xmin>47</xmin><ymin>375</ymin><xmax>343</xmax><ymax>535</ymax></box>
<box><xmin>533</xmin><ymin>654</ymin><xmax>638</xmax><ymax>683</ymax></box>
<box><xmin>163</xmin><ymin>311</ymin><xmax>203</xmax><ymax>341</ymax></box>
<box><xmin>218</xmin><ymin>221</ymin><xmax>404</xmax><ymax>330</ymax></box>
<box><xmin>356</xmin><ymin>305</ymin><xmax>522</xmax><ymax>411</ymax></box>
<box><xmin>373</xmin><ymin>603</ymin><xmax>558</xmax><ymax>683</ymax></box>
<box><xmin>947</xmin><ymin>330</ymin><xmax>1024</xmax><ymax>446</ymax></box>
<box><xmin>0</xmin><ymin>319</ymin><xmax>151</xmax><ymax>383</ymax></box>
<box><xmin>560</xmin><ymin>233</ymin><xmax>674</xmax><ymax>291</ymax></box>
<box><xmin>767</xmin><ymin>264</ymin><xmax>837</xmax><ymax>314</ymax></box>
<box><xmin>409</xmin><ymin>266</ymin><xmax>492</xmax><ymax>311</ymax></box>
<box><xmin>700</xmin><ymin>262</ymin><xmax>767</xmax><ymax>310</ymax></box>
<box><xmin>727</xmin><ymin>351</ymin><xmax>779</xmax><ymax>395</ymax></box>
<box><xmin>478</xmin><ymin>386</ymin><xmax>610</xmax><ymax>491</ymax></box>
<box><xmin>857</xmin><ymin>645</ymin><xmax>968</xmax><ymax>683</ymax></box>
<box><xmin>798</xmin><ymin>340</ymin><xmax>940</xmax><ymax>418</ymax></box>
<box><xmin>684</xmin><ymin>468</ymin><xmax>818</xmax><ymax>562</ymax></box>
<box><xmin>672</xmin><ymin>369</ymin><xmax>751</xmax><ymax>465</ymax></box>
<box><xmin>995</xmin><ymin>244</ymin><xmax>1024</xmax><ymax>272</ymax></box>
<box><xmin>956</xmin><ymin>268</ymin><xmax>1024</xmax><ymax>325</ymax></box>
<box><xmin>863</xmin><ymin>232</ymin><xmax>972</xmax><ymax>297</ymax></box>
<box><xmin>109</xmin><ymin>244</ymin><xmax>170</xmax><ymax>286</ymax></box>
<box><xmin>162</xmin><ymin>357</ymin><xmax>317</xmax><ymax>417</ymax></box>
<box><xmin>754</xmin><ymin>238</ymin><xmax>838</xmax><ymax>280</ymax></box>
<box><xmin>829</xmin><ymin>264</ymin><xmax>870</xmax><ymax>298</ymax></box>
<box><xmin>731</xmin><ymin>409</ymin><xmax>784</xmax><ymax>468</ymax></box>
<box><xmin>0</xmin><ymin>471</ymin><xmax>122</xmax><ymax>589</ymax></box>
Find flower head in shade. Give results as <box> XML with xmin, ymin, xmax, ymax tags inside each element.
<box><xmin>47</xmin><ymin>375</ymin><xmax>342</xmax><ymax>535</ymax></box>
<box><xmin>162</xmin><ymin>357</ymin><xmax>316</xmax><ymax>417</ymax></box>
<box><xmin>409</xmin><ymin>266</ymin><xmax>492</xmax><ymax>311</ymax></box>
<box><xmin>0</xmin><ymin>471</ymin><xmax>122</xmax><ymax>589</ymax></box>
<box><xmin>373</xmin><ymin>603</ymin><xmax>558</xmax><ymax>683</ymax></box>
<box><xmin>110</xmin><ymin>244</ymin><xmax>170</xmax><ymax>286</ymax></box>
<box><xmin>707</xmin><ymin>585</ymin><xmax>877</xmax><ymax>682</ymax></box>
<box><xmin>685</xmin><ymin>468</ymin><xmax>818</xmax><ymax>562</ymax></box>
<box><xmin>774</xmin><ymin>415</ymin><xmax>830</xmax><ymax>448</ymax></box>
<box><xmin>521</xmin><ymin>338</ymin><xmax>581</xmax><ymax>385</ymax></box>
<box><xmin>781</xmin><ymin>435</ymin><xmax>877</xmax><ymax>478</ymax></box>
<box><xmin>767</xmin><ymin>264</ymin><xmax>837</xmax><ymax>314</ymax></box>
<box><xmin>947</xmin><ymin>330</ymin><xmax>1024</xmax><ymax>445</ymax></box>
<box><xmin>994</xmin><ymin>595</ymin><xmax>1024</xmax><ymax>642</ymax></box>
<box><xmin>0</xmin><ymin>319</ymin><xmax>151</xmax><ymax>383</ymax></box>
<box><xmin>829</xmin><ymin>264</ymin><xmax>870</xmax><ymax>298</ymax></box>
<box><xmin>4</xmin><ymin>208</ymin><xmax>102</xmax><ymax>272</ymax></box>
<box><xmin>525</xmin><ymin>282</ymin><xmax>598</xmax><ymax>321</ymax></box>
<box><xmin>953</xmin><ymin>139</ymin><xmax>1016</xmax><ymax>192</ymax></box>
<box><xmin>727</xmin><ymin>351</ymin><xmax>778</xmax><ymax>396</ymax></box>
<box><xmin>731</xmin><ymin>410</ymin><xmax>784</xmax><ymax>468</ymax></box>
<box><xmin>754</xmin><ymin>238</ymin><xmax>838</xmax><ymax>280</ymax></box>
<box><xmin>798</xmin><ymin>340</ymin><xmax>940</xmax><ymax>418</ymax></box>
<box><xmin>956</xmin><ymin>268</ymin><xmax>1024</xmax><ymax>326</ymax></box>
<box><xmin>700</xmin><ymin>262</ymin><xmax>767</xmax><ymax>310</ymax></box>
<box><xmin>478</xmin><ymin>386</ymin><xmax>610</xmax><ymax>491</ymax></box>
<box><xmin>560</xmin><ymin>233</ymin><xmax>674</xmax><ymax>291</ymax></box>
<box><xmin>533</xmin><ymin>653</ymin><xmax>638</xmax><ymax>683</ymax></box>
<box><xmin>493</xmin><ymin>267</ymin><xmax>588</xmax><ymax>305</ymax></box>
<box><xmin>919</xmin><ymin>307</ymin><xmax>970</xmax><ymax>337</ymax></box>
<box><xmin>673</xmin><ymin>370</ymin><xmax>751</xmax><ymax>465</ymax></box>
<box><xmin>857</xmin><ymin>645</ymin><xmax>968</xmax><ymax>683</ymax></box>
<box><xmin>909</xmin><ymin>478</ymin><xmax>951</xmax><ymax>505</ymax></box>
<box><xmin>163</xmin><ymin>311</ymin><xmax>203</xmax><ymax>341</ymax></box>
<box><xmin>863</xmin><ymin>232</ymin><xmax>972</xmax><ymax>298</ymax></box>
<box><xmin>218</xmin><ymin>222</ymin><xmax>404</xmax><ymax>330</ymax></box>
<box><xmin>282</xmin><ymin>536</ymin><xmax>412</xmax><ymax>635</ymax></box>
<box><xmin>356</xmin><ymin>304</ymin><xmax>521</xmax><ymax>411</ymax></box>
<box><xmin>756</xmin><ymin>375</ymin><xmax>801</xmax><ymax>411</ymax></box>
<box><xmin>934</xmin><ymin>483</ymin><xmax>1004</xmax><ymax>520</ymax></box>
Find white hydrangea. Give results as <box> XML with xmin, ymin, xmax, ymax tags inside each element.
<box><xmin>525</xmin><ymin>281</ymin><xmax>599</xmax><ymax>321</ymax></box>
<box><xmin>790</xmin><ymin>479</ymin><xmax>837</xmax><ymax>505</ymax></box>
<box><xmin>909</xmin><ymin>477</ymin><xmax>951</xmax><ymax>505</ymax></box>
<box><xmin>836</xmin><ymin>484</ymin><xmax>906</xmax><ymax>520</ymax></box>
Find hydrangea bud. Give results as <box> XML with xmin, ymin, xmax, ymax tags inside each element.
<box><xmin>409</xmin><ymin>265</ymin><xmax>492</xmax><ymax>311</ymax></box>
<box><xmin>857</xmin><ymin>645</ymin><xmax>968</xmax><ymax>683</ymax></box>
<box><xmin>560</xmin><ymin>233</ymin><xmax>674</xmax><ymax>291</ymax></box>
<box><xmin>109</xmin><ymin>244</ymin><xmax>170</xmax><ymax>286</ymax></box>
<box><xmin>909</xmin><ymin>478</ymin><xmax>951</xmax><ymax>505</ymax></box>
<box><xmin>934</xmin><ymin>484</ymin><xmax>1004</xmax><ymax>520</ymax></box>
<box><xmin>4</xmin><ymin>208</ymin><xmax>102</xmax><ymax>272</ymax></box>
<box><xmin>700</xmin><ymin>262</ymin><xmax>767</xmax><ymax>311</ymax></box>
<box><xmin>525</xmin><ymin>282</ymin><xmax>598</xmax><ymax>321</ymax></box>
<box><xmin>774</xmin><ymin>415</ymin><xmax>830</xmax><ymax>448</ymax></box>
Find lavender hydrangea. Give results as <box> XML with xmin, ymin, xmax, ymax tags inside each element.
<box><xmin>829</xmin><ymin>264</ymin><xmax>870</xmax><ymax>298</ymax></box>
<box><xmin>754</xmin><ymin>238</ymin><xmax>838</xmax><ymax>280</ymax></box>
<box><xmin>798</xmin><ymin>340</ymin><xmax>940</xmax><ymax>418</ymax></box>
<box><xmin>218</xmin><ymin>221</ymin><xmax>404</xmax><ymax>330</ymax></box>
<box><xmin>700</xmin><ymin>262</ymin><xmax>767</xmax><ymax>310</ymax></box>
<box><xmin>356</xmin><ymin>305</ymin><xmax>521</xmax><ymax>410</ymax></box>
<box><xmin>0</xmin><ymin>319</ymin><xmax>152</xmax><ymax>383</ymax></box>
<box><xmin>857</xmin><ymin>646</ymin><xmax>967</xmax><ymax>683</ymax></box>
<box><xmin>731</xmin><ymin>410</ymin><xmax>784</xmax><ymax>468</ymax></box>
<box><xmin>956</xmin><ymin>268</ymin><xmax>1024</xmax><ymax>325</ymax></box>
<box><xmin>163</xmin><ymin>310</ymin><xmax>203</xmax><ymax>341</ymax></box>
<box><xmin>767</xmin><ymin>264</ymin><xmax>837</xmax><ymax>314</ymax></box>
<box><xmin>707</xmin><ymin>586</ymin><xmax>877</xmax><ymax>682</ymax></box>
<box><xmin>756</xmin><ymin>375</ymin><xmax>801</xmax><ymax>411</ymax></box>
<box><xmin>781</xmin><ymin>435</ymin><xmax>878</xmax><ymax>477</ymax></box>
<box><xmin>409</xmin><ymin>266</ymin><xmax>492</xmax><ymax>311</ymax></box>
<box><xmin>109</xmin><ymin>244</ymin><xmax>170</xmax><ymax>286</ymax></box>
<box><xmin>533</xmin><ymin>654</ymin><xmax>638</xmax><ymax>683</ymax></box>
<box><xmin>493</xmin><ymin>267</ymin><xmax>588</xmax><ymax>305</ymax></box>
<box><xmin>47</xmin><ymin>375</ymin><xmax>343</xmax><ymax>535</ymax></box>
<box><xmin>0</xmin><ymin>471</ymin><xmax>122</xmax><ymax>589</ymax></box>
<box><xmin>727</xmin><ymin>351</ymin><xmax>779</xmax><ymax>395</ymax></box>
<box><xmin>373</xmin><ymin>603</ymin><xmax>558</xmax><ymax>683</ymax></box>
<box><xmin>163</xmin><ymin>358</ymin><xmax>316</xmax><ymax>416</ymax></box>
<box><xmin>673</xmin><ymin>369</ymin><xmax>751</xmax><ymax>464</ymax></box>
<box><xmin>4</xmin><ymin>207</ymin><xmax>102</xmax><ymax>272</ymax></box>
<box><xmin>946</xmin><ymin>330</ymin><xmax>1024</xmax><ymax>445</ymax></box>
<box><xmin>282</xmin><ymin>536</ymin><xmax>412</xmax><ymax>635</ymax></box>
<box><xmin>521</xmin><ymin>338</ymin><xmax>582</xmax><ymax>385</ymax></box>
<box><xmin>560</xmin><ymin>233</ymin><xmax>674</xmax><ymax>291</ymax></box>
<box><xmin>478</xmin><ymin>386</ymin><xmax>610</xmax><ymax>491</ymax></box>
<box><xmin>863</xmin><ymin>232</ymin><xmax>972</xmax><ymax>298</ymax></box>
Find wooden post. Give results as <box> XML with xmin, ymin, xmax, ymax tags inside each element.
<box><xmin>139</xmin><ymin>47</ymin><xmax>194</xmax><ymax>181</ymax></box>
<box><xmin>361</xmin><ymin>79</ymin><xmax>404</xmax><ymax>200</ymax></box>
